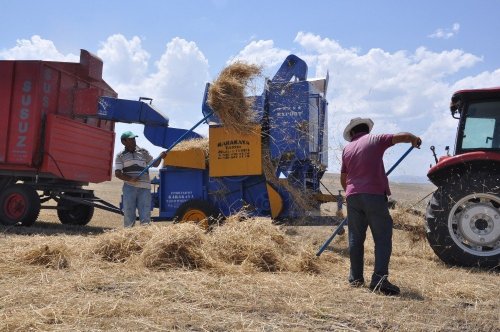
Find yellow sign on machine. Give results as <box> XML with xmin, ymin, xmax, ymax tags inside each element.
<box><xmin>163</xmin><ymin>149</ymin><xmax>207</xmax><ymax>169</ymax></box>
<box><xmin>209</xmin><ymin>125</ymin><xmax>262</xmax><ymax>177</ymax></box>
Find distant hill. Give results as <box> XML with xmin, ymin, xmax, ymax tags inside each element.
<box><xmin>322</xmin><ymin>172</ymin><xmax>430</xmax><ymax>184</ymax></box>
<box><xmin>389</xmin><ymin>175</ymin><xmax>431</xmax><ymax>184</ymax></box>
<box><xmin>320</xmin><ymin>173</ymin><xmax>436</xmax><ymax>209</ymax></box>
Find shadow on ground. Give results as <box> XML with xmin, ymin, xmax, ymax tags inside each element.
<box><xmin>0</xmin><ymin>221</ymin><xmax>112</xmax><ymax>236</ymax></box>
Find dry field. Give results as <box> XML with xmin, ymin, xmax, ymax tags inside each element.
<box><xmin>0</xmin><ymin>174</ymin><xmax>498</xmax><ymax>331</ymax></box>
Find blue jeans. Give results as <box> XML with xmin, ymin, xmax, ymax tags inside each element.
<box><xmin>122</xmin><ymin>183</ymin><xmax>151</xmax><ymax>227</ymax></box>
<box><xmin>346</xmin><ymin>193</ymin><xmax>393</xmax><ymax>284</ymax></box>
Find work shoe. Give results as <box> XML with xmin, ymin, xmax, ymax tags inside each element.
<box><xmin>369</xmin><ymin>278</ymin><xmax>400</xmax><ymax>296</ymax></box>
<box><xmin>349</xmin><ymin>278</ymin><xmax>365</xmax><ymax>288</ymax></box>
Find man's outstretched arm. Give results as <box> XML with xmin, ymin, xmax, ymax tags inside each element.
<box><xmin>392</xmin><ymin>132</ymin><xmax>422</xmax><ymax>148</ymax></box>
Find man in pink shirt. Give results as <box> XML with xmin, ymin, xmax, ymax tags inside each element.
<box><xmin>340</xmin><ymin>117</ymin><xmax>421</xmax><ymax>295</ymax></box>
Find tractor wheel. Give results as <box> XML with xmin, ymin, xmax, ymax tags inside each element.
<box><xmin>426</xmin><ymin>171</ymin><xmax>499</xmax><ymax>268</ymax></box>
<box><xmin>174</xmin><ymin>199</ymin><xmax>222</xmax><ymax>230</ymax></box>
<box><xmin>0</xmin><ymin>184</ymin><xmax>40</xmax><ymax>226</ymax></box>
<box><xmin>57</xmin><ymin>194</ymin><xmax>94</xmax><ymax>226</ymax></box>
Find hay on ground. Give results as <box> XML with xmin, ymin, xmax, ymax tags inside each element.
<box><xmin>93</xmin><ymin>227</ymin><xmax>155</xmax><ymax>262</ymax></box>
<box><xmin>21</xmin><ymin>244</ymin><xmax>69</xmax><ymax>269</ymax></box>
<box><xmin>208</xmin><ymin>217</ymin><xmax>295</xmax><ymax>272</ymax></box>
<box><xmin>140</xmin><ymin>223</ymin><xmax>212</xmax><ymax>270</ymax></box>
<box><xmin>391</xmin><ymin>206</ymin><xmax>427</xmax><ymax>243</ymax></box>
<box><xmin>295</xmin><ymin>248</ymin><xmax>322</xmax><ymax>274</ymax></box>
<box><xmin>87</xmin><ymin>217</ymin><xmax>326</xmax><ymax>274</ymax></box>
<box><xmin>207</xmin><ymin>61</ymin><xmax>262</xmax><ymax>133</ymax></box>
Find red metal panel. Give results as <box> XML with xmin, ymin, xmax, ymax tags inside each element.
<box><xmin>40</xmin><ymin>65</ymin><xmax>60</xmax><ymax>118</ymax></box>
<box><xmin>428</xmin><ymin>151</ymin><xmax>500</xmax><ymax>176</ymax></box>
<box><xmin>57</xmin><ymin>72</ymin><xmax>74</xmax><ymax>117</ymax></box>
<box><xmin>1</xmin><ymin>50</ymin><xmax>117</xmax><ymax>179</ymax></box>
<box><xmin>42</xmin><ymin>114</ymin><xmax>113</xmax><ymax>183</ymax></box>
<box><xmin>0</xmin><ymin>62</ymin><xmax>14</xmax><ymax>162</ymax></box>
<box><xmin>79</xmin><ymin>50</ymin><xmax>104</xmax><ymax>80</ymax></box>
<box><xmin>6</xmin><ymin>62</ymin><xmax>41</xmax><ymax>166</ymax></box>
<box><xmin>74</xmin><ymin>87</ymin><xmax>100</xmax><ymax>116</ymax></box>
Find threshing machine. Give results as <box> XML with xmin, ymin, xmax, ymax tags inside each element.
<box><xmin>98</xmin><ymin>54</ymin><xmax>330</xmax><ymax>224</ymax></box>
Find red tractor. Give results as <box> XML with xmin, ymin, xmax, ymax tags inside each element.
<box><xmin>426</xmin><ymin>87</ymin><xmax>499</xmax><ymax>268</ymax></box>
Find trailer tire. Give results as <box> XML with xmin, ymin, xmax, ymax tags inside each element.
<box><xmin>174</xmin><ymin>199</ymin><xmax>222</xmax><ymax>230</ymax></box>
<box><xmin>0</xmin><ymin>184</ymin><xmax>40</xmax><ymax>226</ymax></box>
<box><xmin>57</xmin><ymin>195</ymin><xmax>94</xmax><ymax>226</ymax></box>
<box><xmin>426</xmin><ymin>171</ymin><xmax>499</xmax><ymax>268</ymax></box>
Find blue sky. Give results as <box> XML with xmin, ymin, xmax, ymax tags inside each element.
<box><xmin>1</xmin><ymin>0</ymin><xmax>499</xmax><ymax>181</ymax></box>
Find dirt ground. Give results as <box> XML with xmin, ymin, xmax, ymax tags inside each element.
<box><xmin>0</xmin><ymin>174</ymin><xmax>498</xmax><ymax>332</ymax></box>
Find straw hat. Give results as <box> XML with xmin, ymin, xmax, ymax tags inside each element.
<box><xmin>343</xmin><ymin>117</ymin><xmax>374</xmax><ymax>142</ymax></box>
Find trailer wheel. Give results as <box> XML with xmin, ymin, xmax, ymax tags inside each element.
<box><xmin>0</xmin><ymin>184</ymin><xmax>40</xmax><ymax>226</ymax></box>
<box><xmin>174</xmin><ymin>199</ymin><xmax>221</xmax><ymax>230</ymax></box>
<box><xmin>57</xmin><ymin>195</ymin><xmax>94</xmax><ymax>226</ymax></box>
<box><xmin>426</xmin><ymin>172</ymin><xmax>499</xmax><ymax>268</ymax></box>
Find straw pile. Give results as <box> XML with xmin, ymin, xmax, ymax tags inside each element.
<box><xmin>207</xmin><ymin>61</ymin><xmax>262</xmax><ymax>133</ymax></box>
<box><xmin>93</xmin><ymin>227</ymin><xmax>155</xmax><ymax>262</ymax></box>
<box><xmin>207</xmin><ymin>217</ymin><xmax>293</xmax><ymax>272</ymax></box>
<box><xmin>89</xmin><ymin>216</ymin><xmax>320</xmax><ymax>274</ymax></box>
<box><xmin>172</xmin><ymin>138</ymin><xmax>209</xmax><ymax>154</ymax></box>
<box><xmin>391</xmin><ymin>205</ymin><xmax>427</xmax><ymax>243</ymax></box>
<box><xmin>141</xmin><ymin>223</ymin><xmax>212</xmax><ymax>270</ymax></box>
<box><xmin>20</xmin><ymin>244</ymin><xmax>70</xmax><ymax>269</ymax></box>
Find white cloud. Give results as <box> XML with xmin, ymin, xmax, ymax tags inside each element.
<box><xmin>0</xmin><ymin>35</ymin><xmax>78</xmax><ymax>61</ymax></box>
<box><xmin>97</xmin><ymin>34</ymin><xmax>150</xmax><ymax>86</ymax></box>
<box><xmin>228</xmin><ymin>40</ymin><xmax>291</xmax><ymax>72</ymax></box>
<box><xmin>428</xmin><ymin>23</ymin><xmax>460</xmax><ymax>39</ymax></box>
<box><xmin>451</xmin><ymin>68</ymin><xmax>500</xmax><ymax>90</ymax></box>
<box><xmin>146</xmin><ymin>37</ymin><xmax>210</xmax><ymax>111</ymax></box>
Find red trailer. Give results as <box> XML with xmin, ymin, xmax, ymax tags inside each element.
<box><xmin>0</xmin><ymin>50</ymin><xmax>121</xmax><ymax>226</ymax></box>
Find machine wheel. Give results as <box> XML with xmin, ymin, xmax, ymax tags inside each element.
<box><xmin>57</xmin><ymin>194</ymin><xmax>94</xmax><ymax>226</ymax></box>
<box><xmin>174</xmin><ymin>199</ymin><xmax>221</xmax><ymax>230</ymax></box>
<box><xmin>426</xmin><ymin>171</ymin><xmax>499</xmax><ymax>268</ymax></box>
<box><xmin>0</xmin><ymin>184</ymin><xmax>40</xmax><ymax>226</ymax></box>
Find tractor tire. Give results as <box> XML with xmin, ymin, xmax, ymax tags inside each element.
<box><xmin>57</xmin><ymin>195</ymin><xmax>94</xmax><ymax>226</ymax></box>
<box><xmin>0</xmin><ymin>184</ymin><xmax>40</xmax><ymax>226</ymax></box>
<box><xmin>426</xmin><ymin>171</ymin><xmax>499</xmax><ymax>268</ymax></box>
<box><xmin>174</xmin><ymin>199</ymin><xmax>222</xmax><ymax>230</ymax></box>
